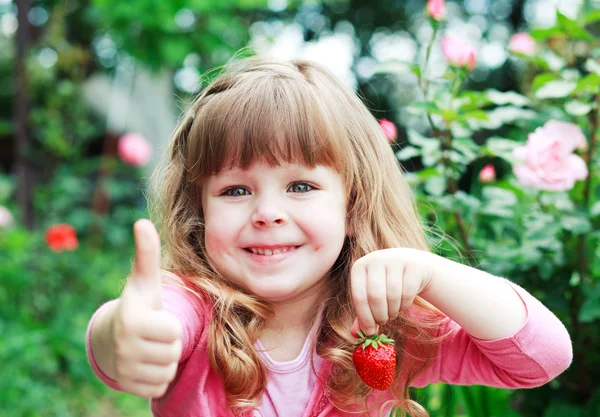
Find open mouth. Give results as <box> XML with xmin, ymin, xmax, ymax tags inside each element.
<box><xmin>243</xmin><ymin>246</ymin><xmax>301</xmax><ymax>256</ymax></box>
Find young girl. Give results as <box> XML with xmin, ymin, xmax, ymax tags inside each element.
<box><xmin>87</xmin><ymin>57</ymin><xmax>572</xmax><ymax>417</ymax></box>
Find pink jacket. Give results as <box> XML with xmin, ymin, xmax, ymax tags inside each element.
<box><xmin>86</xmin><ymin>280</ymin><xmax>572</xmax><ymax>417</ymax></box>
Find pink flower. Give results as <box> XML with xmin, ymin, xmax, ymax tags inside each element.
<box><xmin>0</xmin><ymin>206</ymin><xmax>13</xmax><ymax>228</ymax></box>
<box><xmin>509</xmin><ymin>33</ymin><xmax>537</xmax><ymax>56</ymax></box>
<box><xmin>46</xmin><ymin>223</ymin><xmax>79</xmax><ymax>252</ymax></box>
<box><xmin>118</xmin><ymin>133</ymin><xmax>152</xmax><ymax>166</ymax></box>
<box><xmin>512</xmin><ymin>120</ymin><xmax>588</xmax><ymax>191</ymax></box>
<box><xmin>379</xmin><ymin>119</ymin><xmax>397</xmax><ymax>142</ymax></box>
<box><xmin>441</xmin><ymin>36</ymin><xmax>477</xmax><ymax>71</ymax></box>
<box><xmin>479</xmin><ymin>164</ymin><xmax>496</xmax><ymax>183</ymax></box>
<box><xmin>427</xmin><ymin>0</ymin><xmax>446</xmax><ymax>21</ymax></box>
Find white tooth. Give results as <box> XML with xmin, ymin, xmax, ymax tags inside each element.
<box><xmin>264</xmin><ymin>249</ymin><xmax>273</xmax><ymax>256</ymax></box>
<box><xmin>251</xmin><ymin>248</ymin><xmax>258</xmax><ymax>254</ymax></box>
<box><xmin>273</xmin><ymin>249</ymin><xmax>281</xmax><ymax>254</ymax></box>
<box><xmin>257</xmin><ymin>248</ymin><xmax>265</xmax><ymax>255</ymax></box>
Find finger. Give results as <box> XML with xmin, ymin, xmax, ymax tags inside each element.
<box><xmin>130</xmin><ymin>219</ymin><xmax>162</xmax><ymax>310</ymax></box>
<box><xmin>351</xmin><ymin>319</ymin><xmax>360</xmax><ymax>338</ymax></box>
<box><xmin>399</xmin><ymin>264</ymin><xmax>422</xmax><ymax>311</ymax></box>
<box><xmin>386</xmin><ymin>264</ymin><xmax>403</xmax><ymax>320</ymax></box>
<box><xmin>351</xmin><ymin>318</ymin><xmax>378</xmax><ymax>338</ymax></box>
<box><xmin>131</xmin><ymin>338</ymin><xmax>182</xmax><ymax>366</ymax></box>
<box><xmin>128</xmin><ymin>362</ymin><xmax>178</xmax><ymax>386</ymax></box>
<box><xmin>351</xmin><ymin>261</ymin><xmax>377</xmax><ymax>336</ymax></box>
<box><xmin>122</xmin><ymin>310</ymin><xmax>182</xmax><ymax>343</ymax></box>
<box><xmin>366</xmin><ymin>262</ymin><xmax>389</xmax><ymax>326</ymax></box>
<box><xmin>118</xmin><ymin>379</ymin><xmax>169</xmax><ymax>399</ymax></box>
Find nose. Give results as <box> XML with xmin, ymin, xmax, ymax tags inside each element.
<box><xmin>251</xmin><ymin>199</ymin><xmax>288</xmax><ymax>228</ymax></box>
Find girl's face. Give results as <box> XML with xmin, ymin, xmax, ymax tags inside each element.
<box><xmin>201</xmin><ymin>162</ymin><xmax>347</xmax><ymax>303</ymax></box>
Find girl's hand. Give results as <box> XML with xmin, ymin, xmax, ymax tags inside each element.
<box><xmin>350</xmin><ymin>248</ymin><xmax>439</xmax><ymax>336</ymax></box>
<box><xmin>113</xmin><ymin>219</ymin><xmax>182</xmax><ymax>398</ymax></box>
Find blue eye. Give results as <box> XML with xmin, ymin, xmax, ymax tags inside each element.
<box><xmin>289</xmin><ymin>182</ymin><xmax>314</xmax><ymax>193</ymax></box>
<box><xmin>221</xmin><ymin>187</ymin><xmax>249</xmax><ymax>196</ymax></box>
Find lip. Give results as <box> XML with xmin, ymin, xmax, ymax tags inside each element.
<box><xmin>241</xmin><ymin>245</ymin><xmax>301</xmax><ymax>265</ymax></box>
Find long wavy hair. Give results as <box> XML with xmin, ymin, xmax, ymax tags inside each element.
<box><xmin>147</xmin><ymin>56</ymin><xmax>452</xmax><ymax>416</ymax></box>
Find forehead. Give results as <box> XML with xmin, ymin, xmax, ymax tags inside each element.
<box><xmin>186</xmin><ymin>73</ymin><xmax>350</xmax><ymax>185</ymax></box>
<box><xmin>207</xmin><ymin>161</ymin><xmax>342</xmax><ymax>183</ymax></box>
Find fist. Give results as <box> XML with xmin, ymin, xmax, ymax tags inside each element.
<box><xmin>113</xmin><ymin>219</ymin><xmax>182</xmax><ymax>398</ymax></box>
<box><xmin>350</xmin><ymin>248</ymin><xmax>437</xmax><ymax>337</ymax></box>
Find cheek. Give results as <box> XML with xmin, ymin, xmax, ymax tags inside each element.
<box><xmin>301</xmin><ymin>201</ymin><xmax>347</xmax><ymax>243</ymax></box>
<box><xmin>203</xmin><ymin>207</ymin><xmax>240</xmax><ymax>255</ymax></box>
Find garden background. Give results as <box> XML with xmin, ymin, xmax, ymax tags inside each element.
<box><xmin>1</xmin><ymin>0</ymin><xmax>599</xmax><ymax>416</ymax></box>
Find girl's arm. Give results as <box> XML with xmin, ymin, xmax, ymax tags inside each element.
<box><xmin>420</xmin><ymin>259</ymin><xmax>528</xmax><ymax>340</ymax></box>
<box><xmin>86</xmin><ymin>280</ymin><xmax>205</xmax><ymax>393</ymax></box>
<box><xmin>89</xmin><ymin>299</ymin><xmax>120</xmax><ymax>380</ymax></box>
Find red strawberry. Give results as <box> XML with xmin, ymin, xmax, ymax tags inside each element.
<box><xmin>352</xmin><ymin>331</ymin><xmax>396</xmax><ymax>390</ymax></box>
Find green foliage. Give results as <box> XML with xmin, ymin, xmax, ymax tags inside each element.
<box><xmin>91</xmin><ymin>0</ymin><xmax>267</xmax><ymax>69</ymax></box>
<box><xmin>0</xmin><ymin>225</ymin><xmax>148</xmax><ymax>416</ymax></box>
<box><xmin>386</xmin><ymin>4</ymin><xmax>600</xmax><ymax>417</ymax></box>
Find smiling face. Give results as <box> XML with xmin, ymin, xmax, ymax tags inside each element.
<box><xmin>201</xmin><ymin>162</ymin><xmax>347</xmax><ymax>303</ymax></box>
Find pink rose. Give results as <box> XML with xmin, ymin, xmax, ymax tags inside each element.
<box><xmin>118</xmin><ymin>133</ymin><xmax>152</xmax><ymax>167</ymax></box>
<box><xmin>509</xmin><ymin>32</ymin><xmax>537</xmax><ymax>56</ymax></box>
<box><xmin>0</xmin><ymin>206</ymin><xmax>13</xmax><ymax>228</ymax></box>
<box><xmin>513</xmin><ymin>120</ymin><xmax>588</xmax><ymax>191</ymax></box>
<box><xmin>427</xmin><ymin>0</ymin><xmax>446</xmax><ymax>21</ymax></box>
<box><xmin>479</xmin><ymin>164</ymin><xmax>496</xmax><ymax>183</ymax></box>
<box><xmin>379</xmin><ymin>119</ymin><xmax>397</xmax><ymax>142</ymax></box>
<box><xmin>441</xmin><ymin>35</ymin><xmax>477</xmax><ymax>71</ymax></box>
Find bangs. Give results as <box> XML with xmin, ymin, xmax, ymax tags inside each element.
<box><xmin>187</xmin><ymin>73</ymin><xmax>347</xmax><ymax>182</ymax></box>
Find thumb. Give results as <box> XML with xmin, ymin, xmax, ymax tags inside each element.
<box><xmin>128</xmin><ymin>219</ymin><xmax>163</xmax><ymax>310</ymax></box>
<box><xmin>351</xmin><ymin>318</ymin><xmax>379</xmax><ymax>338</ymax></box>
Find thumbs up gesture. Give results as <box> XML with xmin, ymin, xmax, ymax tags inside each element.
<box><xmin>112</xmin><ymin>219</ymin><xmax>182</xmax><ymax>398</ymax></box>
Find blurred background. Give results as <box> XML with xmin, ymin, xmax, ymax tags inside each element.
<box><xmin>1</xmin><ymin>0</ymin><xmax>599</xmax><ymax>416</ymax></box>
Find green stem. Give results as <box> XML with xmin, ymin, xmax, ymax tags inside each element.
<box><xmin>418</xmin><ymin>24</ymin><xmax>439</xmax><ymax>134</ymax></box>
<box><xmin>578</xmin><ymin>94</ymin><xmax>598</xmax><ymax>284</ymax></box>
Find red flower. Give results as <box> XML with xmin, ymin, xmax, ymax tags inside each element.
<box><xmin>479</xmin><ymin>164</ymin><xmax>496</xmax><ymax>183</ymax></box>
<box><xmin>379</xmin><ymin>118</ymin><xmax>397</xmax><ymax>142</ymax></box>
<box><xmin>46</xmin><ymin>224</ymin><xmax>79</xmax><ymax>252</ymax></box>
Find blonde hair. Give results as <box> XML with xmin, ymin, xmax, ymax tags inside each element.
<box><xmin>148</xmin><ymin>56</ymin><xmax>451</xmax><ymax>416</ymax></box>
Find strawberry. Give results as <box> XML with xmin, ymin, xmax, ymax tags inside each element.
<box><xmin>352</xmin><ymin>331</ymin><xmax>396</xmax><ymax>390</ymax></box>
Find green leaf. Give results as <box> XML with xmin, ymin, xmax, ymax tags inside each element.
<box><xmin>411</xmin><ymin>64</ymin><xmax>422</xmax><ymax>78</ymax></box>
<box><xmin>485</xmin><ymin>89</ymin><xmax>529</xmax><ymax>107</ymax></box>
<box><xmin>530</xmin><ymin>26</ymin><xmax>565</xmax><ymax>42</ymax></box>
<box><xmin>478</xmin><ymin>107</ymin><xmax>537</xmax><ymax>130</ymax></box>
<box><xmin>532</xmin><ymin>73</ymin><xmax>560</xmax><ymax>92</ymax></box>
<box><xmin>406</xmin><ymin>101</ymin><xmax>443</xmax><ymax>115</ymax></box>
<box><xmin>483</xmin><ymin>137</ymin><xmax>519</xmax><ymax>161</ymax></box>
<box><xmin>561</xmin><ymin>216</ymin><xmax>591</xmax><ymax>234</ymax></box>
<box><xmin>565</xmin><ymin>101</ymin><xmax>593</xmax><ymax>116</ymax></box>
<box><xmin>535</xmin><ymin>80</ymin><xmax>576</xmax><ymax>99</ymax></box>
<box><xmin>591</xmin><ymin>201</ymin><xmax>600</xmax><ymax>217</ymax></box>
<box><xmin>557</xmin><ymin>11</ymin><xmax>596</xmax><ymax>42</ymax></box>
<box><xmin>585</xmin><ymin>9</ymin><xmax>600</xmax><ymax>24</ymax></box>
<box><xmin>407</xmin><ymin>129</ymin><xmax>439</xmax><ymax>147</ymax></box>
<box><xmin>455</xmin><ymin>91</ymin><xmax>491</xmax><ymax>111</ymax></box>
<box><xmin>585</xmin><ymin>58</ymin><xmax>600</xmax><ymax>75</ymax></box>
<box><xmin>481</xmin><ymin>187</ymin><xmax>517</xmax><ymax>218</ymax></box>
<box><xmin>425</xmin><ymin>176</ymin><xmax>446</xmax><ymax>196</ymax></box>
<box><xmin>462</xmin><ymin>110</ymin><xmax>488</xmax><ymax>121</ymax></box>
<box><xmin>574</xmin><ymin>73</ymin><xmax>600</xmax><ymax>94</ymax></box>
<box><xmin>396</xmin><ymin>146</ymin><xmax>420</xmax><ymax>161</ymax></box>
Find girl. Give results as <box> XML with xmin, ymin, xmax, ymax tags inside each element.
<box><xmin>87</xmin><ymin>57</ymin><xmax>572</xmax><ymax>417</ymax></box>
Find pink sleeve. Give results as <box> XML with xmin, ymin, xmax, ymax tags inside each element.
<box><xmin>411</xmin><ymin>279</ymin><xmax>573</xmax><ymax>389</ymax></box>
<box><xmin>85</xmin><ymin>282</ymin><xmax>207</xmax><ymax>391</ymax></box>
